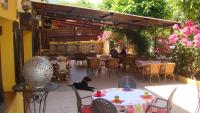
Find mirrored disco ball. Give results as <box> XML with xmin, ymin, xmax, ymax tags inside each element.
<box><xmin>23</xmin><ymin>56</ymin><xmax>53</xmax><ymax>88</ymax></box>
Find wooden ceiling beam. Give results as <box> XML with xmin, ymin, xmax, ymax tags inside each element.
<box><xmin>38</xmin><ymin>9</ymin><xmax>149</xmax><ymax>29</ymax></box>
<box><xmin>100</xmin><ymin>12</ymin><xmax>114</xmax><ymax>18</ymax></box>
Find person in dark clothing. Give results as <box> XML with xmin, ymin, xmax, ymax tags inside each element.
<box><xmin>120</xmin><ymin>47</ymin><xmax>127</xmax><ymax>56</ymax></box>
<box><xmin>70</xmin><ymin>76</ymin><xmax>95</xmax><ymax>92</ymax></box>
<box><xmin>110</xmin><ymin>48</ymin><xmax>118</xmax><ymax>58</ymax></box>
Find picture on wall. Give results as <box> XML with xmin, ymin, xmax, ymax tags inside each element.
<box><xmin>1</xmin><ymin>0</ymin><xmax>8</xmax><ymax>10</ymax></box>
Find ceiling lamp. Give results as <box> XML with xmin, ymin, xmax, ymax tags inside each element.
<box><xmin>21</xmin><ymin>0</ymin><xmax>31</xmax><ymax>12</ymax></box>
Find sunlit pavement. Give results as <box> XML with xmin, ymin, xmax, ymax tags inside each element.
<box><xmin>43</xmin><ymin>61</ymin><xmax>198</xmax><ymax>113</ymax></box>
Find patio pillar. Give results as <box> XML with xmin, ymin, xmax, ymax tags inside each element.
<box><xmin>103</xmin><ymin>39</ymin><xmax>110</xmax><ymax>55</ymax></box>
<box><xmin>153</xmin><ymin>29</ymin><xmax>158</xmax><ymax>59</ymax></box>
<box><xmin>32</xmin><ymin>18</ymin><xmax>40</xmax><ymax>56</ymax></box>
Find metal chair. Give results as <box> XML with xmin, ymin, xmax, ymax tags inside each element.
<box><xmin>118</xmin><ymin>76</ymin><xmax>136</xmax><ymax>89</ymax></box>
<box><xmin>71</xmin><ymin>86</ymin><xmax>92</xmax><ymax>113</ymax></box>
<box><xmin>146</xmin><ymin>87</ymin><xmax>177</xmax><ymax>113</ymax></box>
<box><xmin>92</xmin><ymin>98</ymin><xmax>117</xmax><ymax>113</ymax></box>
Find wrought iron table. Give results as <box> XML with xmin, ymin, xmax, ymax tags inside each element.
<box><xmin>13</xmin><ymin>82</ymin><xmax>58</xmax><ymax>113</ymax></box>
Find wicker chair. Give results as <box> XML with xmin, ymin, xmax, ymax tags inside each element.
<box><xmin>160</xmin><ymin>63</ymin><xmax>176</xmax><ymax>80</ymax></box>
<box><xmin>146</xmin><ymin>87</ymin><xmax>177</xmax><ymax>113</ymax></box>
<box><xmin>105</xmin><ymin>58</ymin><xmax>119</xmax><ymax>75</ymax></box>
<box><xmin>71</xmin><ymin>86</ymin><xmax>92</xmax><ymax>113</ymax></box>
<box><xmin>87</xmin><ymin>58</ymin><xmax>101</xmax><ymax>76</ymax></box>
<box><xmin>121</xmin><ymin>56</ymin><xmax>136</xmax><ymax>71</ymax></box>
<box><xmin>92</xmin><ymin>98</ymin><xmax>117</xmax><ymax>113</ymax></box>
<box><xmin>118</xmin><ymin>76</ymin><xmax>136</xmax><ymax>89</ymax></box>
<box><xmin>143</xmin><ymin>63</ymin><xmax>161</xmax><ymax>84</ymax></box>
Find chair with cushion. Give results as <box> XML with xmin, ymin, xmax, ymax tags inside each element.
<box><xmin>143</xmin><ymin>63</ymin><xmax>161</xmax><ymax>84</ymax></box>
<box><xmin>92</xmin><ymin>98</ymin><xmax>117</xmax><ymax>113</ymax></box>
<box><xmin>118</xmin><ymin>76</ymin><xmax>136</xmax><ymax>89</ymax></box>
<box><xmin>160</xmin><ymin>63</ymin><xmax>176</xmax><ymax>80</ymax></box>
<box><xmin>145</xmin><ymin>87</ymin><xmax>177</xmax><ymax>113</ymax></box>
<box><xmin>71</xmin><ymin>86</ymin><xmax>92</xmax><ymax>113</ymax></box>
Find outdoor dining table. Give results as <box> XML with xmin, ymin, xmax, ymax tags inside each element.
<box><xmin>136</xmin><ymin>60</ymin><xmax>162</xmax><ymax>67</ymax></box>
<box><xmin>92</xmin><ymin>88</ymin><xmax>155</xmax><ymax>113</ymax></box>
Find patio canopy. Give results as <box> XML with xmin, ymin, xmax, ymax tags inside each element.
<box><xmin>31</xmin><ymin>1</ymin><xmax>178</xmax><ymax>29</ymax></box>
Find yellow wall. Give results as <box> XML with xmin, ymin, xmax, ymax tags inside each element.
<box><xmin>0</xmin><ymin>1</ymin><xmax>27</xmax><ymax>113</ymax></box>
<box><xmin>4</xmin><ymin>93</ymin><xmax>24</xmax><ymax>113</ymax></box>
<box><xmin>8</xmin><ymin>93</ymin><xmax>24</xmax><ymax>113</ymax></box>
<box><xmin>0</xmin><ymin>0</ymin><xmax>17</xmax><ymax>20</ymax></box>
<box><xmin>23</xmin><ymin>31</ymin><xmax>32</xmax><ymax>63</ymax></box>
<box><xmin>0</xmin><ymin>17</ymin><xmax>24</xmax><ymax>113</ymax></box>
<box><xmin>0</xmin><ymin>17</ymin><xmax>16</xmax><ymax>92</ymax></box>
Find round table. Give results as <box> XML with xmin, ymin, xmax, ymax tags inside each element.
<box><xmin>92</xmin><ymin>88</ymin><xmax>155</xmax><ymax>113</ymax></box>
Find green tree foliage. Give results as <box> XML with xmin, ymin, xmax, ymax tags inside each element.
<box><xmin>167</xmin><ymin>0</ymin><xmax>200</xmax><ymax>22</ymax></box>
<box><xmin>125</xmin><ymin>30</ymin><xmax>151</xmax><ymax>56</ymax></box>
<box><xmin>100</xmin><ymin>0</ymin><xmax>171</xmax><ymax>19</ymax></box>
<box><xmin>72</xmin><ymin>0</ymin><xmax>93</xmax><ymax>8</ymax></box>
<box><xmin>48</xmin><ymin>0</ymin><xmax>96</xmax><ymax>9</ymax></box>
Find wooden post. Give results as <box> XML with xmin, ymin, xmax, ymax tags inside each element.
<box><xmin>32</xmin><ymin>18</ymin><xmax>40</xmax><ymax>56</ymax></box>
<box><xmin>154</xmin><ymin>28</ymin><xmax>157</xmax><ymax>59</ymax></box>
<box><xmin>13</xmin><ymin>21</ymin><xmax>24</xmax><ymax>84</ymax></box>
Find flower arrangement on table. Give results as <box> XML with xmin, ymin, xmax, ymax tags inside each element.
<box><xmin>159</xmin><ymin>20</ymin><xmax>200</xmax><ymax>77</ymax></box>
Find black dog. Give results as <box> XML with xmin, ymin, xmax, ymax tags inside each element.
<box><xmin>69</xmin><ymin>76</ymin><xmax>95</xmax><ymax>92</ymax></box>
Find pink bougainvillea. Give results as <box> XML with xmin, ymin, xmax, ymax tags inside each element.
<box><xmin>168</xmin><ymin>20</ymin><xmax>200</xmax><ymax>48</ymax></box>
<box><xmin>194</xmin><ymin>33</ymin><xmax>200</xmax><ymax>47</ymax></box>
<box><xmin>98</xmin><ymin>31</ymin><xmax>111</xmax><ymax>41</ymax></box>
<box><xmin>169</xmin><ymin>34</ymin><xmax>178</xmax><ymax>44</ymax></box>
<box><xmin>173</xmin><ymin>24</ymin><xmax>180</xmax><ymax>30</ymax></box>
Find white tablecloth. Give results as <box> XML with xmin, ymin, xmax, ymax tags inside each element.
<box><xmin>136</xmin><ymin>60</ymin><xmax>161</xmax><ymax>67</ymax></box>
<box><xmin>92</xmin><ymin>88</ymin><xmax>155</xmax><ymax>113</ymax></box>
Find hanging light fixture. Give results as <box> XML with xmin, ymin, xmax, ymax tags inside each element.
<box><xmin>21</xmin><ymin>0</ymin><xmax>31</xmax><ymax>12</ymax></box>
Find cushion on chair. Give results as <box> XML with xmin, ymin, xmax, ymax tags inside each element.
<box><xmin>126</xmin><ymin>106</ymin><xmax>134</xmax><ymax>113</ymax></box>
<box><xmin>81</xmin><ymin>105</ymin><xmax>92</xmax><ymax>113</ymax></box>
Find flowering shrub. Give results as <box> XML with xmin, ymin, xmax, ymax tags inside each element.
<box><xmin>161</xmin><ymin>21</ymin><xmax>200</xmax><ymax>77</ymax></box>
<box><xmin>169</xmin><ymin>21</ymin><xmax>200</xmax><ymax>48</ymax></box>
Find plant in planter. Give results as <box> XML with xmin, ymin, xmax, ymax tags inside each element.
<box><xmin>161</xmin><ymin>21</ymin><xmax>200</xmax><ymax>78</ymax></box>
<box><xmin>98</xmin><ymin>30</ymin><xmax>127</xmax><ymax>51</ymax></box>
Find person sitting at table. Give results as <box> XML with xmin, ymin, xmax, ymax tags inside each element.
<box><xmin>110</xmin><ymin>47</ymin><xmax>118</xmax><ymax>58</ymax></box>
<box><xmin>119</xmin><ymin>47</ymin><xmax>127</xmax><ymax>56</ymax></box>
